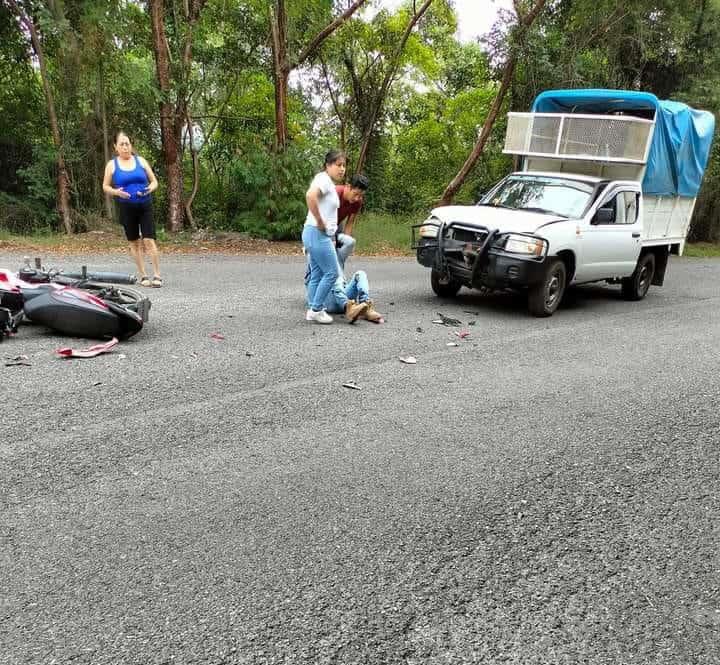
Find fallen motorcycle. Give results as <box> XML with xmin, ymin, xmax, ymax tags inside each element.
<box><xmin>0</xmin><ymin>258</ymin><xmax>150</xmax><ymax>341</ymax></box>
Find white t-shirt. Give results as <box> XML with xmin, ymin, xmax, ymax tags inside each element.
<box><xmin>305</xmin><ymin>171</ymin><xmax>339</xmax><ymax>236</ymax></box>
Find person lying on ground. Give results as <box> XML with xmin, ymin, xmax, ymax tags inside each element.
<box><xmin>305</xmin><ymin>266</ymin><xmax>384</xmax><ymax>324</ymax></box>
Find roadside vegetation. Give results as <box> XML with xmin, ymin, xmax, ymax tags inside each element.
<box><xmin>1</xmin><ymin>0</ymin><xmax>719</xmax><ymax>244</ymax></box>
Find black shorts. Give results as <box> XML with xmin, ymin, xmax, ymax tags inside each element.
<box><xmin>117</xmin><ymin>203</ymin><xmax>155</xmax><ymax>241</ymax></box>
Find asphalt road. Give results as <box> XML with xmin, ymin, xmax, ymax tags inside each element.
<box><xmin>1</xmin><ymin>251</ymin><xmax>719</xmax><ymax>665</ymax></box>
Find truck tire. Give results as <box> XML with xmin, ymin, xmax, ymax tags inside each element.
<box><xmin>431</xmin><ymin>269</ymin><xmax>462</xmax><ymax>298</ymax></box>
<box><xmin>621</xmin><ymin>252</ymin><xmax>655</xmax><ymax>301</ymax></box>
<box><xmin>527</xmin><ymin>259</ymin><xmax>566</xmax><ymax>317</ymax></box>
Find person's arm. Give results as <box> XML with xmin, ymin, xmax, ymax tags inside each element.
<box><xmin>344</xmin><ymin>212</ymin><xmax>358</xmax><ymax>237</ymax></box>
<box><xmin>306</xmin><ymin>187</ymin><xmax>327</xmax><ymax>234</ymax></box>
<box><xmin>138</xmin><ymin>156</ymin><xmax>159</xmax><ymax>196</ymax></box>
<box><xmin>102</xmin><ymin>161</ymin><xmax>130</xmax><ymax>199</ymax></box>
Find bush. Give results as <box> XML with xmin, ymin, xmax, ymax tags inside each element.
<box><xmin>222</xmin><ymin>145</ymin><xmax>315</xmax><ymax>240</ymax></box>
<box><xmin>0</xmin><ymin>192</ymin><xmax>58</xmax><ymax>234</ymax></box>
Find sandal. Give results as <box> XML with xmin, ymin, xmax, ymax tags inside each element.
<box><xmin>140</xmin><ymin>276</ymin><xmax>152</xmax><ymax>287</ymax></box>
<box><xmin>151</xmin><ymin>276</ymin><xmax>163</xmax><ymax>288</ymax></box>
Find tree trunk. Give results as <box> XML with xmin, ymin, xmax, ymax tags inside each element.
<box><xmin>439</xmin><ymin>0</ymin><xmax>548</xmax><ymax>205</ymax></box>
<box><xmin>271</xmin><ymin>0</ymin><xmax>368</xmax><ymax>152</ymax></box>
<box><xmin>270</xmin><ymin>1</ymin><xmax>289</xmax><ymax>151</ymax></box>
<box><xmin>320</xmin><ymin>57</ymin><xmax>346</xmax><ymax>150</ymax></box>
<box><xmin>149</xmin><ymin>0</ymin><xmax>185</xmax><ymax>232</ymax></box>
<box><xmin>438</xmin><ymin>54</ymin><xmax>517</xmax><ymax>206</ymax></box>
<box><xmin>355</xmin><ymin>0</ymin><xmax>433</xmax><ymax>174</ymax></box>
<box><xmin>98</xmin><ymin>62</ymin><xmax>113</xmax><ymax>220</ymax></box>
<box><xmin>9</xmin><ymin>0</ymin><xmax>73</xmax><ymax>233</ymax></box>
<box><xmin>184</xmin><ymin>108</ymin><xmax>199</xmax><ymax>230</ymax></box>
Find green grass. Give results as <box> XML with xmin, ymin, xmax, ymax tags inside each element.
<box><xmin>352</xmin><ymin>211</ymin><xmax>420</xmax><ymax>255</ymax></box>
<box><xmin>0</xmin><ymin>227</ymin><xmax>58</xmax><ymax>244</ymax></box>
<box><xmin>682</xmin><ymin>241</ymin><xmax>720</xmax><ymax>257</ymax></box>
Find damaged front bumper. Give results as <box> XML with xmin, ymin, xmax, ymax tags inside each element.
<box><xmin>412</xmin><ymin>221</ymin><xmax>548</xmax><ymax>290</ymax></box>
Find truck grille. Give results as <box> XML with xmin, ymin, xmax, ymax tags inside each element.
<box><xmin>450</xmin><ymin>227</ymin><xmax>488</xmax><ymax>244</ymax></box>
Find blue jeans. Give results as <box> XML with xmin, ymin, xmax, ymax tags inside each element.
<box><xmin>302</xmin><ymin>225</ymin><xmax>339</xmax><ymax>311</ymax></box>
<box><xmin>324</xmin><ymin>270</ymin><xmax>371</xmax><ymax>314</ymax></box>
<box><xmin>336</xmin><ymin>233</ymin><xmax>356</xmax><ymax>269</ymax></box>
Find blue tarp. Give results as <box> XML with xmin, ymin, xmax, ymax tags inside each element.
<box><xmin>531</xmin><ymin>89</ymin><xmax>716</xmax><ymax>197</ymax></box>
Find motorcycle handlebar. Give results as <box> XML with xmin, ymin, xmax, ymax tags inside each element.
<box><xmin>60</xmin><ymin>270</ymin><xmax>137</xmax><ymax>285</ymax></box>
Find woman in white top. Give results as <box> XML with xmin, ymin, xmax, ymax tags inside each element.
<box><xmin>303</xmin><ymin>150</ymin><xmax>346</xmax><ymax>324</ymax></box>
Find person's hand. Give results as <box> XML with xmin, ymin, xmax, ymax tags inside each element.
<box><xmin>141</xmin><ymin>187</ymin><xmax>153</xmax><ymax>197</ymax></box>
<box><xmin>317</xmin><ymin>219</ymin><xmax>327</xmax><ymax>234</ymax></box>
<box><xmin>115</xmin><ymin>188</ymin><xmax>131</xmax><ymax>200</ymax></box>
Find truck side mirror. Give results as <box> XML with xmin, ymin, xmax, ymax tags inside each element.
<box><xmin>593</xmin><ymin>207</ymin><xmax>615</xmax><ymax>224</ymax></box>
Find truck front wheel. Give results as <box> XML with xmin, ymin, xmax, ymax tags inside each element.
<box><xmin>528</xmin><ymin>259</ymin><xmax>566</xmax><ymax>317</ymax></box>
<box><xmin>431</xmin><ymin>269</ymin><xmax>462</xmax><ymax>298</ymax></box>
<box><xmin>621</xmin><ymin>252</ymin><xmax>655</xmax><ymax>301</ymax></box>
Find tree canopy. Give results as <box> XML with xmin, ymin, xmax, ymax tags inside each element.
<box><xmin>0</xmin><ymin>0</ymin><xmax>718</xmax><ymax>241</ymax></box>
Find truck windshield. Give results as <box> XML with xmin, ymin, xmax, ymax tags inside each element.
<box><xmin>480</xmin><ymin>176</ymin><xmax>595</xmax><ymax>219</ymax></box>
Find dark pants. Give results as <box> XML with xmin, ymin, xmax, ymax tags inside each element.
<box><xmin>118</xmin><ymin>203</ymin><xmax>155</xmax><ymax>241</ymax></box>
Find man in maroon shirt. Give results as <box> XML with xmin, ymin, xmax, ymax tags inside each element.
<box><xmin>335</xmin><ymin>174</ymin><xmax>369</xmax><ymax>268</ymax></box>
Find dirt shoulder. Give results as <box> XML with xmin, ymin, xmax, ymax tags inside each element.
<box><xmin>0</xmin><ymin>228</ymin><xmax>411</xmax><ymax>257</ymax></box>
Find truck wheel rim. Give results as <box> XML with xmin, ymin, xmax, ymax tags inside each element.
<box><xmin>638</xmin><ymin>265</ymin><xmax>651</xmax><ymax>294</ymax></box>
<box><xmin>546</xmin><ymin>273</ymin><xmax>562</xmax><ymax>308</ymax></box>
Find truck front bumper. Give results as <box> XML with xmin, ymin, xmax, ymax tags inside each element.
<box><xmin>412</xmin><ymin>222</ymin><xmax>548</xmax><ymax>290</ymax></box>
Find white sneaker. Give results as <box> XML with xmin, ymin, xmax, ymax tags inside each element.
<box><xmin>305</xmin><ymin>309</ymin><xmax>333</xmax><ymax>324</ymax></box>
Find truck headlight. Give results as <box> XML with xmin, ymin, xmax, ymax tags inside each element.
<box><xmin>418</xmin><ymin>218</ymin><xmax>440</xmax><ymax>238</ymax></box>
<box><xmin>503</xmin><ymin>234</ymin><xmax>547</xmax><ymax>257</ymax></box>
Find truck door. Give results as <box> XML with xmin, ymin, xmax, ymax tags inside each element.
<box><xmin>577</xmin><ymin>190</ymin><xmax>642</xmax><ymax>281</ymax></box>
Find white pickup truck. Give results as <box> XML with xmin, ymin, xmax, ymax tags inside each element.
<box><xmin>413</xmin><ymin>89</ymin><xmax>715</xmax><ymax>316</ymax></box>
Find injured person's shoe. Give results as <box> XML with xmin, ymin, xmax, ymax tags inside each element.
<box><xmin>362</xmin><ymin>300</ymin><xmax>384</xmax><ymax>323</ymax></box>
<box><xmin>344</xmin><ymin>299</ymin><xmax>369</xmax><ymax>323</ymax></box>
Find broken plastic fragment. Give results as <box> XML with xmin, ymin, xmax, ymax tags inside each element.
<box><xmin>4</xmin><ymin>354</ymin><xmax>30</xmax><ymax>367</ymax></box>
<box><xmin>399</xmin><ymin>356</ymin><xmax>417</xmax><ymax>365</ymax></box>
<box><xmin>455</xmin><ymin>330</ymin><xmax>470</xmax><ymax>339</ymax></box>
<box><xmin>210</xmin><ymin>332</ymin><xmax>225</xmax><ymax>341</ymax></box>
<box><xmin>446</xmin><ymin>342</ymin><xmax>459</xmax><ymax>347</ymax></box>
<box><xmin>436</xmin><ymin>312</ymin><xmax>462</xmax><ymax>326</ymax></box>
<box><xmin>56</xmin><ymin>338</ymin><xmax>119</xmax><ymax>359</ymax></box>
<box><xmin>342</xmin><ymin>381</ymin><xmax>361</xmax><ymax>390</ymax></box>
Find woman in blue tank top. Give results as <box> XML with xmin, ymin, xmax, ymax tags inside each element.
<box><xmin>102</xmin><ymin>130</ymin><xmax>163</xmax><ymax>287</ymax></box>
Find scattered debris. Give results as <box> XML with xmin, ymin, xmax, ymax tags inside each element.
<box><xmin>5</xmin><ymin>354</ymin><xmax>30</xmax><ymax>367</ymax></box>
<box><xmin>389</xmin><ymin>302</ymin><xmax>395</xmax><ymax>306</ymax></box>
<box><xmin>416</xmin><ymin>327</ymin><xmax>423</xmax><ymax>333</ymax></box>
<box><xmin>455</xmin><ymin>330</ymin><xmax>471</xmax><ymax>339</ymax></box>
<box><xmin>342</xmin><ymin>381</ymin><xmax>361</xmax><ymax>390</ymax></box>
<box><xmin>118</xmin><ymin>353</ymin><xmax>127</xmax><ymax>360</ymax></box>
<box><xmin>446</xmin><ymin>342</ymin><xmax>459</xmax><ymax>347</ymax></box>
<box><xmin>463</xmin><ymin>310</ymin><xmax>480</xmax><ymax>316</ymax></box>
<box><xmin>399</xmin><ymin>356</ymin><xmax>417</xmax><ymax>365</ymax></box>
<box><xmin>433</xmin><ymin>312</ymin><xmax>462</xmax><ymax>326</ymax></box>
<box><xmin>56</xmin><ymin>338</ymin><xmax>119</xmax><ymax>359</ymax></box>
<box><xmin>467</xmin><ymin>320</ymin><xmax>477</xmax><ymax>326</ymax></box>
<box><xmin>245</xmin><ymin>351</ymin><xmax>254</xmax><ymax>357</ymax></box>
<box><xmin>210</xmin><ymin>332</ymin><xmax>225</xmax><ymax>341</ymax></box>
